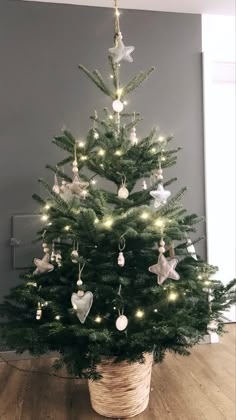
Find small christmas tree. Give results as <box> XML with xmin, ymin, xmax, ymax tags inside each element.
<box><xmin>0</xmin><ymin>1</ymin><xmax>235</xmax><ymax>384</ymax></box>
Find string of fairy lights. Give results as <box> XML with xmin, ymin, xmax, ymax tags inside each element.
<box><xmin>32</xmin><ymin>0</ymin><xmax>209</xmax><ymax>326</ymax></box>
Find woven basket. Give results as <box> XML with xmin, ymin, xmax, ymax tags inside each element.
<box><xmin>88</xmin><ymin>353</ymin><xmax>153</xmax><ymax>418</ymax></box>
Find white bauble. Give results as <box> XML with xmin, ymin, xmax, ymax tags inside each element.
<box><xmin>118</xmin><ymin>185</ymin><xmax>129</xmax><ymax>199</ymax></box>
<box><xmin>116</xmin><ymin>315</ymin><xmax>128</xmax><ymax>331</ymax></box>
<box><xmin>112</xmin><ymin>99</ymin><xmax>124</xmax><ymax>113</ymax></box>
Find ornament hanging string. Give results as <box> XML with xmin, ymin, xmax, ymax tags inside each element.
<box><xmin>114</xmin><ymin>0</ymin><xmax>121</xmax><ymax>39</ymax></box>
<box><xmin>78</xmin><ymin>262</ymin><xmax>85</xmax><ymax>283</ymax></box>
<box><xmin>119</xmin><ymin>235</ymin><xmax>126</xmax><ymax>252</ymax></box>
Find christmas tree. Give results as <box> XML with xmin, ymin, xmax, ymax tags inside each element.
<box><xmin>0</xmin><ymin>2</ymin><xmax>235</xmax><ymax>381</ymax></box>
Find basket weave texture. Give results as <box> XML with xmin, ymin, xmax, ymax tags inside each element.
<box><xmin>88</xmin><ymin>353</ymin><xmax>153</xmax><ymax>418</ymax></box>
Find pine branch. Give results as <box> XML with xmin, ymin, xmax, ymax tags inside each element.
<box><xmin>123</xmin><ymin>67</ymin><xmax>155</xmax><ymax>96</ymax></box>
<box><xmin>93</xmin><ymin>70</ymin><xmax>114</xmax><ymax>98</ymax></box>
<box><xmin>38</xmin><ymin>178</ymin><xmax>69</xmax><ymax>211</ymax></box>
<box><xmin>45</xmin><ymin>165</ymin><xmax>72</xmax><ymax>182</ymax></box>
<box><xmin>79</xmin><ymin>65</ymin><xmax>114</xmax><ymax>98</ymax></box>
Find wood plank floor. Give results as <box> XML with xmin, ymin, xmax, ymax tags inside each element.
<box><xmin>0</xmin><ymin>324</ymin><xmax>235</xmax><ymax>420</ymax></box>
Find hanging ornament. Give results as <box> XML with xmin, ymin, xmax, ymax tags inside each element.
<box><xmin>65</xmin><ymin>144</ymin><xmax>89</xmax><ymax>199</ymax></box>
<box><xmin>117</xmin><ymin>236</ymin><xmax>126</xmax><ymax>267</ymax></box>
<box><xmin>118</xmin><ymin>176</ymin><xmax>129</xmax><ymax>199</ymax></box>
<box><xmin>116</xmin><ymin>314</ymin><xmax>128</xmax><ymax>331</ymax></box>
<box><xmin>186</xmin><ymin>239</ymin><xmax>198</xmax><ymax>260</ymax></box>
<box><xmin>71</xmin><ymin>242</ymin><xmax>79</xmax><ymax>264</ymax></box>
<box><xmin>142</xmin><ymin>179</ymin><xmax>147</xmax><ymax>190</ymax></box>
<box><xmin>71</xmin><ymin>263</ymin><xmax>93</xmax><ymax>323</ymax></box>
<box><xmin>129</xmin><ymin>127</ymin><xmax>138</xmax><ymax>145</ymax></box>
<box><xmin>112</xmin><ymin>99</ymin><xmax>124</xmax><ymax>113</ymax></box>
<box><xmin>55</xmin><ymin>251</ymin><xmax>62</xmax><ymax>267</ymax></box>
<box><xmin>109</xmin><ymin>32</ymin><xmax>135</xmax><ymax>64</ymax></box>
<box><xmin>36</xmin><ymin>302</ymin><xmax>42</xmax><ymax>320</ymax></box>
<box><xmin>150</xmin><ymin>184</ymin><xmax>171</xmax><ymax>208</ymax></box>
<box><xmin>71</xmin><ymin>291</ymin><xmax>93</xmax><ymax>324</ymax></box>
<box><xmin>149</xmin><ymin>239</ymin><xmax>180</xmax><ymax>285</ymax></box>
<box><xmin>51</xmin><ymin>241</ymin><xmax>56</xmax><ymax>262</ymax></box>
<box><xmin>67</xmin><ymin>174</ymin><xmax>89</xmax><ymax>198</ymax></box>
<box><xmin>115</xmin><ymin>285</ymin><xmax>128</xmax><ymax>331</ymax></box>
<box><xmin>150</xmin><ymin>158</ymin><xmax>171</xmax><ymax>208</ymax></box>
<box><xmin>60</xmin><ymin>179</ymin><xmax>67</xmax><ymax>193</ymax></box>
<box><xmin>52</xmin><ymin>173</ymin><xmax>60</xmax><ymax>195</ymax></box>
<box><xmin>33</xmin><ymin>253</ymin><xmax>54</xmax><ymax>275</ymax></box>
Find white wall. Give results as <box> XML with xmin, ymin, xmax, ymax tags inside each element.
<box><xmin>202</xmin><ymin>15</ymin><xmax>236</xmax><ymax>321</ymax></box>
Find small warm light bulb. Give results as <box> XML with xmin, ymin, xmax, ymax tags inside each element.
<box><xmin>198</xmin><ymin>275</ymin><xmax>203</xmax><ymax>280</ymax></box>
<box><xmin>95</xmin><ymin>315</ymin><xmax>102</xmax><ymax>323</ymax></box>
<box><xmin>124</xmin><ymin>101</ymin><xmax>128</xmax><ymax>105</ymax></box>
<box><xmin>44</xmin><ymin>301</ymin><xmax>48</xmax><ymax>306</ymax></box>
<box><xmin>94</xmin><ymin>131</ymin><xmax>99</xmax><ymax>139</ymax></box>
<box><xmin>55</xmin><ymin>315</ymin><xmax>61</xmax><ymax>320</ymax></box>
<box><xmin>78</xmin><ymin>141</ymin><xmax>85</xmax><ymax>147</ymax></box>
<box><xmin>100</xmin><ymin>163</ymin><xmax>104</xmax><ymax>168</ymax></box>
<box><xmin>151</xmin><ymin>147</ymin><xmax>156</xmax><ymax>153</ymax></box>
<box><xmin>94</xmin><ymin>218</ymin><xmax>99</xmax><ymax>224</ymax></box>
<box><xmin>141</xmin><ymin>212</ymin><xmax>149</xmax><ymax>220</ymax></box>
<box><xmin>80</xmin><ymin>155</ymin><xmax>88</xmax><ymax>161</ymax></box>
<box><xmin>162</xmin><ymin>157</ymin><xmax>166</xmax><ymax>162</ymax></box>
<box><xmin>110</xmin><ymin>74</ymin><xmax>114</xmax><ymax>79</ymax></box>
<box><xmin>98</xmin><ymin>149</ymin><xmax>105</xmax><ymax>156</ymax></box>
<box><xmin>47</xmin><ymin>222</ymin><xmax>52</xmax><ymax>226</ymax></box>
<box><xmin>155</xmin><ymin>219</ymin><xmax>164</xmax><ymax>227</ymax></box>
<box><xmin>168</xmin><ymin>292</ymin><xmax>178</xmax><ymax>302</ymax></box>
<box><xmin>91</xmin><ymin>179</ymin><xmax>97</xmax><ymax>185</ymax></box>
<box><xmin>104</xmin><ymin>218</ymin><xmax>113</xmax><ymax>228</ymax></box>
<box><xmin>44</xmin><ymin>204</ymin><xmax>50</xmax><ymax>210</ymax></box>
<box><xmin>154</xmin><ymin>309</ymin><xmax>158</xmax><ymax>313</ymax></box>
<box><xmin>41</xmin><ymin>214</ymin><xmax>49</xmax><ymax>221</ymax></box>
<box><xmin>113</xmin><ymin>306</ymin><xmax>117</xmax><ymax>310</ymax></box>
<box><xmin>136</xmin><ymin>309</ymin><xmax>144</xmax><ymax>319</ymax></box>
<box><xmin>117</xmin><ymin>88</ymin><xmax>123</xmax><ymax>97</ymax></box>
<box><xmin>64</xmin><ymin>225</ymin><xmax>71</xmax><ymax>231</ymax></box>
<box><xmin>115</xmin><ymin>10</ymin><xmax>120</xmax><ymax>16</ymax></box>
<box><xmin>109</xmin><ymin>115</ymin><xmax>113</xmax><ymax>120</ymax></box>
<box><xmin>158</xmin><ymin>136</ymin><xmax>165</xmax><ymax>142</ymax></box>
<box><xmin>204</xmin><ymin>280</ymin><xmax>210</xmax><ymax>286</ymax></box>
<box><xmin>115</xmin><ymin>150</ymin><xmax>122</xmax><ymax>156</ymax></box>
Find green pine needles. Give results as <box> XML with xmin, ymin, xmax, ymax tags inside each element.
<box><xmin>0</xmin><ymin>56</ymin><xmax>235</xmax><ymax>381</ymax></box>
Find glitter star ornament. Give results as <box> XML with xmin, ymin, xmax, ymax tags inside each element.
<box><xmin>150</xmin><ymin>184</ymin><xmax>171</xmax><ymax>208</ymax></box>
<box><xmin>109</xmin><ymin>32</ymin><xmax>135</xmax><ymax>64</ymax></box>
<box><xmin>33</xmin><ymin>253</ymin><xmax>54</xmax><ymax>276</ymax></box>
<box><xmin>149</xmin><ymin>253</ymin><xmax>180</xmax><ymax>285</ymax></box>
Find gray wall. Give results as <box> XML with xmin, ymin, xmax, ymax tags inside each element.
<box><xmin>0</xmin><ymin>0</ymin><xmax>205</xmax><ymax>299</ymax></box>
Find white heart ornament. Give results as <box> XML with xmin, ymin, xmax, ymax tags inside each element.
<box><xmin>116</xmin><ymin>315</ymin><xmax>128</xmax><ymax>331</ymax></box>
<box><xmin>71</xmin><ymin>291</ymin><xmax>93</xmax><ymax>324</ymax></box>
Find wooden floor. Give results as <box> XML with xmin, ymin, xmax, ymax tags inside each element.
<box><xmin>0</xmin><ymin>324</ymin><xmax>235</xmax><ymax>420</ymax></box>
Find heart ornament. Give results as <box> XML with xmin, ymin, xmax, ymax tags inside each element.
<box><xmin>71</xmin><ymin>291</ymin><xmax>93</xmax><ymax>324</ymax></box>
